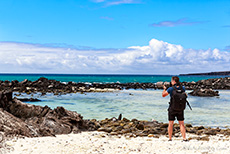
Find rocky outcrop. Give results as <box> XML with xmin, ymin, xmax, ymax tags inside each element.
<box><xmin>0</xmin><ymin>91</ymin><xmax>88</xmax><ymax>139</ymax></box>
<box><xmin>155</xmin><ymin>77</ymin><xmax>230</xmax><ymax>91</ymax></box>
<box><xmin>180</xmin><ymin>71</ymin><xmax>230</xmax><ymax>76</ymax></box>
<box><xmin>0</xmin><ymin>77</ymin><xmax>230</xmax><ymax>95</ymax></box>
<box><xmin>87</xmin><ymin>115</ymin><xmax>230</xmax><ymax>138</ymax></box>
<box><xmin>181</xmin><ymin>77</ymin><xmax>230</xmax><ymax>90</ymax></box>
<box><xmin>16</xmin><ymin>98</ymin><xmax>41</xmax><ymax>102</ymax></box>
<box><xmin>0</xmin><ymin>77</ymin><xmax>158</xmax><ymax>94</ymax></box>
<box><xmin>189</xmin><ymin>89</ymin><xmax>219</xmax><ymax>97</ymax></box>
<box><xmin>0</xmin><ymin>108</ymin><xmax>34</xmax><ymax>138</ymax></box>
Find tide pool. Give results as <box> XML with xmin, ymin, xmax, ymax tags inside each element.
<box><xmin>16</xmin><ymin>89</ymin><xmax>230</xmax><ymax>128</ymax></box>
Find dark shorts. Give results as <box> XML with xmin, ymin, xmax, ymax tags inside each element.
<box><xmin>168</xmin><ymin>110</ymin><xmax>184</xmax><ymax>121</ymax></box>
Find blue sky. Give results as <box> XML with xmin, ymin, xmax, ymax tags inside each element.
<box><xmin>0</xmin><ymin>0</ymin><xmax>229</xmax><ymax>74</ymax></box>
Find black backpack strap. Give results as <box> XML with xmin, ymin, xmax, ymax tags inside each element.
<box><xmin>172</xmin><ymin>85</ymin><xmax>185</xmax><ymax>92</ymax></box>
<box><xmin>172</xmin><ymin>86</ymin><xmax>177</xmax><ymax>91</ymax></box>
<box><xmin>186</xmin><ymin>100</ymin><xmax>192</xmax><ymax>110</ymax></box>
<box><xmin>179</xmin><ymin>85</ymin><xmax>185</xmax><ymax>92</ymax></box>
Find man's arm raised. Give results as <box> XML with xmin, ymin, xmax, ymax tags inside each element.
<box><xmin>162</xmin><ymin>85</ymin><xmax>169</xmax><ymax>97</ymax></box>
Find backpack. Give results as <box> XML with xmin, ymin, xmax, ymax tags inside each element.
<box><xmin>170</xmin><ymin>85</ymin><xmax>192</xmax><ymax>111</ymax></box>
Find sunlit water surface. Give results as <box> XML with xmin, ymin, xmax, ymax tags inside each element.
<box><xmin>16</xmin><ymin>90</ymin><xmax>230</xmax><ymax>128</ymax></box>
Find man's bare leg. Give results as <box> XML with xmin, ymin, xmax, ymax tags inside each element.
<box><xmin>168</xmin><ymin>121</ymin><xmax>174</xmax><ymax>140</ymax></box>
<box><xmin>179</xmin><ymin>120</ymin><xmax>186</xmax><ymax>140</ymax></box>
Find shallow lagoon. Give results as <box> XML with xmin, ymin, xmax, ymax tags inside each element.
<box><xmin>16</xmin><ymin>89</ymin><xmax>230</xmax><ymax>128</ymax></box>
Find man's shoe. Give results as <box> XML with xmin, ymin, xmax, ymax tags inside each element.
<box><xmin>168</xmin><ymin>139</ymin><xmax>172</xmax><ymax>141</ymax></box>
<box><xmin>182</xmin><ymin>139</ymin><xmax>189</xmax><ymax>142</ymax></box>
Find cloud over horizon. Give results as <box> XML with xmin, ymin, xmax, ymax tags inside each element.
<box><xmin>0</xmin><ymin>39</ymin><xmax>229</xmax><ymax>74</ymax></box>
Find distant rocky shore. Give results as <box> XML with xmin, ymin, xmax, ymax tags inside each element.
<box><xmin>0</xmin><ymin>91</ymin><xmax>230</xmax><ymax>143</ymax></box>
<box><xmin>180</xmin><ymin>71</ymin><xmax>230</xmax><ymax>76</ymax></box>
<box><xmin>0</xmin><ymin>77</ymin><xmax>230</xmax><ymax>96</ymax></box>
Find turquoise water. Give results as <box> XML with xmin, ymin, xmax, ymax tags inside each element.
<box><xmin>2</xmin><ymin>74</ymin><xmax>230</xmax><ymax>127</ymax></box>
<box><xmin>0</xmin><ymin>74</ymin><xmax>229</xmax><ymax>83</ymax></box>
<box><xmin>16</xmin><ymin>89</ymin><xmax>230</xmax><ymax>128</ymax></box>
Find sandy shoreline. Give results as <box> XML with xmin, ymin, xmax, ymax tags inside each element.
<box><xmin>1</xmin><ymin>131</ymin><xmax>229</xmax><ymax>154</ymax></box>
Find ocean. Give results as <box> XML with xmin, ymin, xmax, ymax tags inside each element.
<box><xmin>2</xmin><ymin>74</ymin><xmax>230</xmax><ymax>128</ymax></box>
<box><xmin>0</xmin><ymin>73</ymin><xmax>229</xmax><ymax>83</ymax></box>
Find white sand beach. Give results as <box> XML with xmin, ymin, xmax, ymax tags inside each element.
<box><xmin>2</xmin><ymin>131</ymin><xmax>230</xmax><ymax>154</ymax></box>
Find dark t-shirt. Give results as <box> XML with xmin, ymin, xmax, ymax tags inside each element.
<box><xmin>167</xmin><ymin>85</ymin><xmax>186</xmax><ymax>97</ymax></box>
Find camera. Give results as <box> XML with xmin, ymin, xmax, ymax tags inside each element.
<box><xmin>163</xmin><ymin>82</ymin><xmax>172</xmax><ymax>90</ymax></box>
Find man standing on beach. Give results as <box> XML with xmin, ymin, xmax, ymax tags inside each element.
<box><xmin>162</xmin><ymin>76</ymin><xmax>188</xmax><ymax>141</ymax></box>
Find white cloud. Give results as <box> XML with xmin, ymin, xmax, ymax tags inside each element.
<box><xmin>0</xmin><ymin>39</ymin><xmax>229</xmax><ymax>74</ymax></box>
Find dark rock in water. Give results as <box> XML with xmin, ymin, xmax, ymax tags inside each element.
<box><xmin>189</xmin><ymin>88</ymin><xmax>219</xmax><ymax>97</ymax></box>
<box><xmin>118</xmin><ymin>113</ymin><xmax>122</xmax><ymax>120</ymax></box>
<box><xmin>16</xmin><ymin>97</ymin><xmax>41</xmax><ymax>102</ymax></box>
<box><xmin>61</xmin><ymin>102</ymin><xmax>75</xmax><ymax>105</ymax></box>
